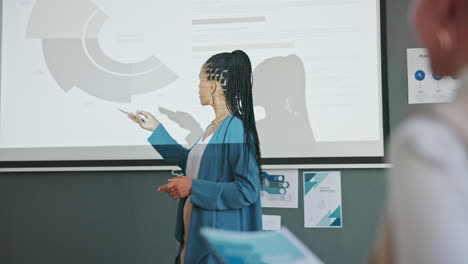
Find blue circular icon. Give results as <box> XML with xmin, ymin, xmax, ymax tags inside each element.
<box><xmin>432</xmin><ymin>74</ymin><xmax>442</xmax><ymax>81</ymax></box>
<box><xmin>415</xmin><ymin>70</ymin><xmax>426</xmax><ymax>81</ymax></box>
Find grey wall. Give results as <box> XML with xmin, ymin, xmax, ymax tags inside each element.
<box><xmin>1</xmin><ymin>170</ymin><xmax>384</xmax><ymax>264</ymax></box>
<box><xmin>1</xmin><ymin>0</ymin><xmax>419</xmax><ymax>263</ymax></box>
<box><xmin>1</xmin><ymin>171</ymin><xmax>178</xmax><ymax>264</ymax></box>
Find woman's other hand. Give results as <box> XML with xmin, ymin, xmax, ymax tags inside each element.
<box><xmin>157</xmin><ymin>176</ymin><xmax>192</xmax><ymax>199</ymax></box>
<box><xmin>128</xmin><ymin>110</ymin><xmax>160</xmax><ymax>131</ymax></box>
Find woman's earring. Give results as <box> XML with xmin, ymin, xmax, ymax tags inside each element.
<box><xmin>210</xmin><ymin>86</ymin><xmax>215</xmax><ymax>105</ymax></box>
<box><xmin>438</xmin><ymin>29</ymin><xmax>453</xmax><ymax>51</ymax></box>
<box><xmin>211</xmin><ymin>83</ymin><xmax>218</xmax><ymax>105</ymax></box>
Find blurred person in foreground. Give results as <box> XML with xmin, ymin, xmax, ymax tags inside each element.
<box><xmin>371</xmin><ymin>0</ymin><xmax>468</xmax><ymax>263</ymax></box>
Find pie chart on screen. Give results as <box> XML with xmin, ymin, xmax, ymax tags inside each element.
<box><xmin>25</xmin><ymin>0</ymin><xmax>178</xmax><ymax>103</ymax></box>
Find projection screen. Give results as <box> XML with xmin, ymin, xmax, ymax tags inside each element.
<box><xmin>0</xmin><ymin>0</ymin><xmax>385</xmax><ymax>165</ymax></box>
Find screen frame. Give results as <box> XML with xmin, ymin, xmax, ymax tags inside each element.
<box><xmin>0</xmin><ymin>0</ymin><xmax>390</xmax><ymax>169</ymax></box>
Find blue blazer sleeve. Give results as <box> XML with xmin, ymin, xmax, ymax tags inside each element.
<box><xmin>190</xmin><ymin>119</ymin><xmax>260</xmax><ymax>210</ymax></box>
<box><xmin>147</xmin><ymin>125</ymin><xmax>189</xmax><ymax>171</ymax></box>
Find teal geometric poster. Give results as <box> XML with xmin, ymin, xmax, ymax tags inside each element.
<box><xmin>303</xmin><ymin>171</ymin><xmax>342</xmax><ymax>228</ymax></box>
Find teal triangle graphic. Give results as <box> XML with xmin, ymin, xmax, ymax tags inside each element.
<box><xmin>330</xmin><ymin>205</ymin><xmax>341</xmax><ymax>219</ymax></box>
<box><xmin>304</xmin><ymin>182</ymin><xmax>317</xmax><ymax>195</ymax></box>
<box><xmin>304</xmin><ymin>173</ymin><xmax>317</xmax><ymax>182</ymax></box>
<box><xmin>317</xmin><ymin>211</ymin><xmax>332</xmax><ymax>227</ymax></box>
<box><xmin>330</xmin><ymin>217</ymin><xmax>341</xmax><ymax>227</ymax></box>
<box><xmin>313</xmin><ymin>173</ymin><xmax>328</xmax><ymax>186</ymax></box>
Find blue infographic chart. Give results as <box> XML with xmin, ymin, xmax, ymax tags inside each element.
<box><xmin>407</xmin><ymin>48</ymin><xmax>460</xmax><ymax>104</ymax></box>
<box><xmin>261</xmin><ymin>170</ymin><xmax>298</xmax><ymax>208</ymax></box>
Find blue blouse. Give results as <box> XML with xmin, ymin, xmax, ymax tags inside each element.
<box><xmin>148</xmin><ymin>115</ymin><xmax>263</xmax><ymax>264</ymax></box>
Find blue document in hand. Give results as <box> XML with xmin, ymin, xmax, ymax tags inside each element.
<box><xmin>200</xmin><ymin>227</ymin><xmax>323</xmax><ymax>264</ymax></box>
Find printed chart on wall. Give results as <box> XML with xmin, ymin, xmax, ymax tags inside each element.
<box><xmin>407</xmin><ymin>48</ymin><xmax>460</xmax><ymax>104</ymax></box>
<box><xmin>303</xmin><ymin>171</ymin><xmax>342</xmax><ymax>228</ymax></box>
<box><xmin>261</xmin><ymin>169</ymin><xmax>298</xmax><ymax>208</ymax></box>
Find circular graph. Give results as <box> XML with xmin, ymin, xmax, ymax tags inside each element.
<box><xmin>26</xmin><ymin>0</ymin><xmax>178</xmax><ymax>103</ymax></box>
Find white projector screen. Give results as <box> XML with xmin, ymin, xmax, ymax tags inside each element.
<box><xmin>0</xmin><ymin>0</ymin><xmax>384</xmax><ymax>163</ymax></box>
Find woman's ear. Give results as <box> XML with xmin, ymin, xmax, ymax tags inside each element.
<box><xmin>211</xmin><ymin>81</ymin><xmax>217</xmax><ymax>94</ymax></box>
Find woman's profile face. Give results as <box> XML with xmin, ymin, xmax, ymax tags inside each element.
<box><xmin>198</xmin><ymin>66</ymin><xmax>213</xmax><ymax>106</ymax></box>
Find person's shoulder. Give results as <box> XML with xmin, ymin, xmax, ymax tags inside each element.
<box><xmin>224</xmin><ymin>115</ymin><xmax>245</xmax><ymax>143</ymax></box>
<box><xmin>225</xmin><ymin>115</ymin><xmax>244</xmax><ymax>131</ymax></box>
<box><xmin>227</xmin><ymin>115</ymin><xmax>243</xmax><ymax>126</ymax></box>
<box><xmin>392</xmin><ymin>115</ymin><xmax>465</xmax><ymax>163</ymax></box>
<box><xmin>390</xmin><ymin>112</ymin><xmax>468</xmax><ymax>196</ymax></box>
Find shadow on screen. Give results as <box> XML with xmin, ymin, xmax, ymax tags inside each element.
<box><xmin>159</xmin><ymin>107</ymin><xmax>203</xmax><ymax>146</ymax></box>
<box><xmin>253</xmin><ymin>55</ymin><xmax>315</xmax><ymax>153</ymax></box>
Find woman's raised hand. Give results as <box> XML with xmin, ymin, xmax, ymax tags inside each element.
<box><xmin>128</xmin><ymin>110</ymin><xmax>161</xmax><ymax>131</ymax></box>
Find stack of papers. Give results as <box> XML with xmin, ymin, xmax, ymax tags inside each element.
<box><xmin>200</xmin><ymin>227</ymin><xmax>323</xmax><ymax>264</ymax></box>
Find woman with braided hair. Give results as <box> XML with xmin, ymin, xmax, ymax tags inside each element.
<box><xmin>129</xmin><ymin>50</ymin><xmax>262</xmax><ymax>264</ymax></box>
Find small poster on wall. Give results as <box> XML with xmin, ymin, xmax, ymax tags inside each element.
<box><xmin>261</xmin><ymin>169</ymin><xmax>298</xmax><ymax>208</ymax></box>
<box><xmin>303</xmin><ymin>171</ymin><xmax>342</xmax><ymax>228</ymax></box>
<box><xmin>262</xmin><ymin>215</ymin><xmax>281</xmax><ymax>231</ymax></box>
<box><xmin>407</xmin><ymin>48</ymin><xmax>460</xmax><ymax>104</ymax></box>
